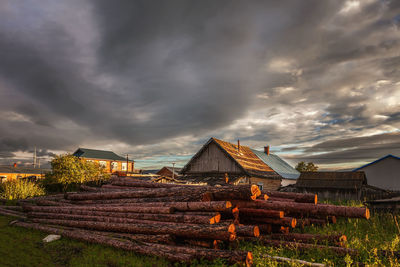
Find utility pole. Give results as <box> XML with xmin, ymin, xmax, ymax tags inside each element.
<box><xmin>172</xmin><ymin>162</ymin><xmax>175</xmax><ymax>180</ymax></box>
<box><xmin>33</xmin><ymin>146</ymin><xmax>37</xmax><ymax>168</ymax></box>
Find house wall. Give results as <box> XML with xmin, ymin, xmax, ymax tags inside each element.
<box><xmin>297</xmin><ymin>188</ymin><xmax>361</xmax><ymax>201</ymax></box>
<box><xmin>250</xmin><ymin>177</ymin><xmax>281</xmax><ymax>191</ymax></box>
<box><xmin>281</xmin><ymin>179</ymin><xmax>297</xmax><ymax>187</ymax></box>
<box><xmin>185</xmin><ymin>142</ymin><xmax>243</xmax><ymax>174</ymax></box>
<box><xmin>0</xmin><ymin>172</ymin><xmax>45</xmax><ymax>182</ymax></box>
<box><xmin>82</xmin><ymin>158</ymin><xmax>134</xmax><ymax>174</ymax></box>
<box><xmin>359</xmin><ymin>157</ymin><xmax>400</xmax><ymax>191</ymax></box>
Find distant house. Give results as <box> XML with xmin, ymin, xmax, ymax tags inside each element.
<box><xmin>353</xmin><ymin>154</ymin><xmax>400</xmax><ymax>191</ymax></box>
<box><xmin>156</xmin><ymin>167</ymin><xmax>182</xmax><ymax>179</ymax></box>
<box><xmin>180</xmin><ymin>138</ymin><xmax>300</xmax><ymax>190</ymax></box>
<box><xmin>73</xmin><ymin>148</ymin><xmax>134</xmax><ymax>174</ymax></box>
<box><xmin>0</xmin><ymin>164</ymin><xmax>49</xmax><ymax>182</ymax></box>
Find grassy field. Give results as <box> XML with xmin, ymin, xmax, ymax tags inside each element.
<box><xmin>1</xmin><ymin>210</ymin><xmax>400</xmax><ymax>266</ymax></box>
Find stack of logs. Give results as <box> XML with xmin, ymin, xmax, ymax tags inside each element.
<box><xmin>1</xmin><ymin>177</ymin><xmax>371</xmax><ymax>266</ymax></box>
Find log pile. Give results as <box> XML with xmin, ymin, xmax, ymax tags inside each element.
<box><xmin>2</xmin><ymin>177</ymin><xmax>371</xmax><ymax>265</ymax></box>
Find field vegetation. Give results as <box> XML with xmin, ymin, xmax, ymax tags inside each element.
<box><xmin>1</xmin><ymin>201</ymin><xmax>399</xmax><ymax>266</ymax></box>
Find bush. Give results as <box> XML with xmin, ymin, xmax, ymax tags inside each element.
<box><xmin>45</xmin><ymin>154</ymin><xmax>111</xmax><ymax>191</ymax></box>
<box><xmin>0</xmin><ymin>179</ymin><xmax>45</xmax><ymax>200</ymax></box>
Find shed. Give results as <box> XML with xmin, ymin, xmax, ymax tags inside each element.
<box><xmin>156</xmin><ymin>167</ymin><xmax>182</xmax><ymax>179</ymax></box>
<box><xmin>296</xmin><ymin>172</ymin><xmax>368</xmax><ymax>201</ymax></box>
<box><xmin>353</xmin><ymin>154</ymin><xmax>400</xmax><ymax>191</ymax></box>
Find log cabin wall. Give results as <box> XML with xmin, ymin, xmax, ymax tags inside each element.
<box><xmin>249</xmin><ymin>177</ymin><xmax>281</xmax><ymax>191</ymax></box>
<box><xmin>184</xmin><ymin>142</ymin><xmax>243</xmax><ymax>175</ymax></box>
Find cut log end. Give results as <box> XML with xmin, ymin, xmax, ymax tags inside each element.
<box><xmin>210</xmin><ymin>214</ymin><xmax>221</xmax><ymax>224</ymax></box>
<box><xmin>314</xmin><ymin>194</ymin><xmax>318</xmax><ymax>205</ymax></box>
<box><xmin>291</xmin><ymin>218</ymin><xmax>297</xmax><ymax>228</ymax></box>
<box><xmin>229</xmin><ymin>233</ymin><xmax>236</xmax><ymax>241</ymax></box>
<box><xmin>226</xmin><ymin>201</ymin><xmax>232</xmax><ymax>209</ymax></box>
<box><xmin>246</xmin><ymin>252</ymin><xmax>253</xmax><ymax>267</ymax></box>
<box><xmin>264</xmin><ymin>194</ymin><xmax>269</xmax><ymax>201</ymax></box>
<box><xmin>254</xmin><ymin>226</ymin><xmax>260</xmax><ymax>237</ymax></box>
<box><xmin>250</xmin><ymin>185</ymin><xmax>261</xmax><ymax>200</ymax></box>
<box><xmin>365</xmin><ymin>208</ymin><xmax>370</xmax><ymax>220</ymax></box>
<box><xmin>228</xmin><ymin>224</ymin><xmax>235</xmax><ymax>234</ymax></box>
<box><xmin>279</xmin><ymin>211</ymin><xmax>284</xmax><ymax>219</ymax></box>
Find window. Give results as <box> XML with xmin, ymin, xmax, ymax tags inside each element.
<box><xmin>122</xmin><ymin>163</ymin><xmax>127</xmax><ymax>171</ymax></box>
<box><xmin>257</xmin><ymin>182</ymin><xmax>264</xmax><ymax>191</ymax></box>
<box><xmin>99</xmin><ymin>161</ymin><xmax>107</xmax><ymax>167</ymax></box>
<box><xmin>111</xmin><ymin>162</ymin><xmax>118</xmax><ymax>170</ymax></box>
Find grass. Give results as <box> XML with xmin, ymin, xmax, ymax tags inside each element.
<box><xmin>1</xmin><ymin>204</ymin><xmax>400</xmax><ymax>266</ymax></box>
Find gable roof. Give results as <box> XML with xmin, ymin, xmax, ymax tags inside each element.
<box><xmin>157</xmin><ymin>167</ymin><xmax>182</xmax><ymax>176</ymax></box>
<box><xmin>181</xmin><ymin>138</ymin><xmax>298</xmax><ymax>179</ymax></box>
<box><xmin>251</xmin><ymin>149</ymin><xmax>300</xmax><ymax>180</ymax></box>
<box><xmin>296</xmin><ymin>171</ymin><xmax>367</xmax><ymax>189</ymax></box>
<box><xmin>353</xmin><ymin>154</ymin><xmax>400</xmax><ymax>171</ymax></box>
<box><xmin>73</xmin><ymin>148</ymin><xmax>132</xmax><ymax>162</ymax></box>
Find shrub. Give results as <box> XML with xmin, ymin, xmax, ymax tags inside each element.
<box><xmin>0</xmin><ymin>179</ymin><xmax>45</xmax><ymax>200</ymax></box>
<box><xmin>45</xmin><ymin>154</ymin><xmax>111</xmax><ymax>191</ymax></box>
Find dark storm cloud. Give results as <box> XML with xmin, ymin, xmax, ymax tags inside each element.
<box><xmin>0</xmin><ymin>0</ymin><xmax>399</xmax><ymax>169</ymax></box>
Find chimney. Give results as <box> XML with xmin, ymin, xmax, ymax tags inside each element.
<box><xmin>264</xmin><ymin>145</ymin><xmax>270</xmax><ymax>155</ymax></box>
<box><xmin>237</xmin><ymin>140</ymin><xmax>240</xmax><ymax>153</ymax></box>
<box><xmin>13</xmin><ymin>163</ymin><xmax>17</xmax><ymax>168</ymax></box>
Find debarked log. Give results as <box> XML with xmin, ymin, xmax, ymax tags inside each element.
<box><xmin>29</xmin><ymin>218</ymin><xmax>237</xmax><ymax>241</ymax></box>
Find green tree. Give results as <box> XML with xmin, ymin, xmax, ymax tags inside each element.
<box><xmin>295</xmin><ymin>161</ymin><xmax>319</xmax><ymax>172</ymax></box>
<box><xmin>46</xmin><ymin>154</ymin><xmax>110</xmax><ymax>190</ymax></box>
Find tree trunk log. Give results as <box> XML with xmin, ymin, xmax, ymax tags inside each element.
<box><xmin>232</xmin><ymin>200</ymin><xmax>369</xmax><ymax>219</ymax></box>
<box><xmin>23</xmin><ymin>205</ymin><xmax>174</xmax><ymax>214</ymax></box>
<box><xmin>241</xmin><ymin>216</ymin><xmax>297</xmax><ymax>228</ymax></box>
<box><xmin>259</xmin><ymin>238</ymin><xmax>358</xmax><ymax>256</ymax></box>
<box><xmin>0</xmin><ymin>207</ymin><xmax>27</xmax><ymax>219</ymax></box>
<box><xmin>262</xmin><ymin>191</ymin><xmax>317</xmax><ymax>204</ymax></box>
<box><xmin>69</xmin><ymin>195</ymin><xmax>202</xmax><ymax>204</ymax></box>
<box><xmin>36</xmin><ymin>200</ymin><xmax>74</xmax><ymax>206</ymax></box>
<box><xmin>29</xmin><ymin>218</ymin><xmax>236</xmax><ymax>241</ymax></box>
<box><xmin>269</xmin><ymin>233</ymin><xmax>347</xmax><ymax>246</ymax></box>
<box><xmin>27</xmin><ymin>210</ymin><xmax>219</xmax><ymax>224</ymax></box>
<box><xmin>202</xmin><ymin>185</ymin><xmax>261</xmax><ymax>201</ymax></box>
<box><xmin>238</xmin><ymin>208</ymin><xmax>284</xmax><ymax>219</ymax></box>
<box><xmin>12</xmin><ymin>221</ymin><xmax>194</xmax><ymax>262</ymax></box>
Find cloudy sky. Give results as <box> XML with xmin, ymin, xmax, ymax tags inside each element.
<box><xmin>0</xmin><ymin>0</ymin><xmax>399</xmax><ymax>170</ymax></box>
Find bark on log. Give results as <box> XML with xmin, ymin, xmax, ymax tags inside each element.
<box><xmin>235</xmin><ymin>225</ymin><xmax>260</xmax><ymax>237</ymax></box>
<box><xmin>238</xmin><ymin>208</ymin><xmax>284</xmax><ymax>219</ymax></box>
<box><xmin>28</xmin><ymin>210</ymin><xmax>219</xmax><ymax>224</ymax></box>
<box><xmin>259</xmin><ymin>238</ymin><xmax>358</xmax><ymax>256</ymax></box>
<box><xmin>69</xmin><ymin>195</ymin><xmax>202</xmax><ymax>204</ymax></box>
<box><xmin>1</xmin><ymin>206</ymin><xmax>23</xmax><ymax>211</ymax></box>
<box><xmin>0</xmin><ymin>207</ymin><xmax>27</xmax><ymax>219</ymax></box>
<box><xmin>262</xmin><ymin>191</ymin><xmax>317</xmax><ymax>204</ymax></box>
<box><xmin>36</xmin><ymin>200</ymin><xmax>74</xmax><ymax>206</ymax></box>
<box><xmin>12</xmin><ymin>221</ymin><xmax>194</xmax><ymax>262</ymax></box>
<box><xmin>112</xmin><ymin>180</ymin><xmax>183</xmax><ymax>188</ymax></box>
<box><xmin>66</xmin><ymin>185</ymin><xmax>258</xmax><ymax>201</ymax></box>
<box><xmin>30</xmin><ymin>218</ymin><xmax>237</xmax><ymax>241</ymax></box>
<box><xmin>241</xmin><ymin>216</ymin><xmax>297</xmax><ymax>228</ymax></box>
<box><xmin>232</xmin><ymin>200</ymin><xmax>370</xmax><ymax>219</ymax></box>
<box><xmin>269</xmin><ymin>233</ymin><xmax>347</xmax><ymax>246</ymax></box>
<box><xmin>202</xmin><ymin>185</ymin><xmax>261</xmax><ymax>201</ymax></box>
<box><xmin>23</xmin><ymin>205</ymin><xmax>174</xmax><ymax>214</ymax></box>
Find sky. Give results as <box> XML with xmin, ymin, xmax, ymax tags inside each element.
<box><xmin>0</xmin><ymin>0</ymin><xmax>399</xmax><ymax>170</ymax></box>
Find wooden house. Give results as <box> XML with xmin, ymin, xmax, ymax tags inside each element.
<box><xmin>180</xmin><ymin>138</ymin><xmax>300</xmax><ymax>190</ymax></box>
<box><xmin>73</xmin><ymin>148</ymin><xmax>135</xmax><ymax>174</ymax></box>
<box><xmin>0</xmin><ymin>164</ymin><xmax>49</xmax><ymax>182</ymax></box>
<box><xmin>156</xmin><ymin>167</ymin><xmax>182</xmax><ymax>179</ymax></box>
<box><xmin>353</xmin><ymin>154</ymin><xmax>400</xmax><ymax>191</ymax></box>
